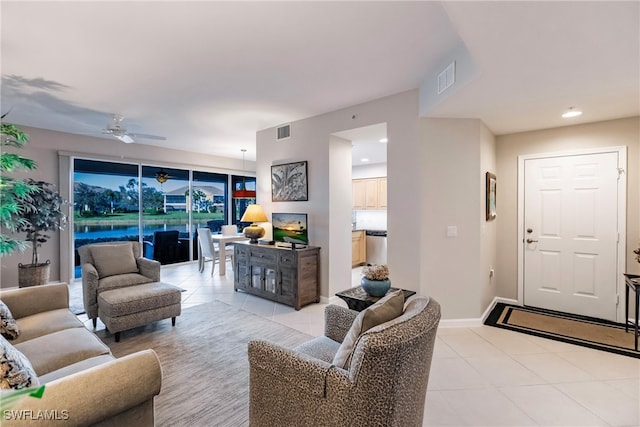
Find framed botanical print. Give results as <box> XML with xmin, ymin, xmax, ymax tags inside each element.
<box><xmin>271</xmin><ymin>161</ymin><xmax>308</xmax><ymax>202</ymax></box>
<box><xmin>486</xmin><ymin>171</ymin><xmax>496</xmax><ymax>221</ymax></box>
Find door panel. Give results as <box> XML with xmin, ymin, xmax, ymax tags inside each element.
<box><xmin>524</xmin><ymin>152</ymin><xmax>618</xmax><ymax>321</ymax></box>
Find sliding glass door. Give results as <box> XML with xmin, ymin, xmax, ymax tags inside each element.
<box><xmin>73</xmin><ymin>159</ymin><xmax>140</xmax><ymax>277</ymax></box>
<box><xmin>72</xmin><ymin>158</ymin><xmax>248</xmax><ymax>276</ymax></box>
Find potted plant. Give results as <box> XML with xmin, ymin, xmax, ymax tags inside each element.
<box><xmin>1</xmin><ymin>117</ymin><xmax>39</xmax><ymax>256</ymax></box>
<box><xmin>17</xmin><ymin>179</ymin><xmax>67</xmax><ymax>287</ymax></box>
<box><xmin>361</xmin><ymin>264</ymin><xmax>391</xmax><ymax>297</ymax></box>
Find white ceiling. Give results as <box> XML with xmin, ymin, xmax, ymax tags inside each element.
<box><xmin>2</xmin><ymin>1</ymin><xmax>638</xmax><ymax>163</ymax></box>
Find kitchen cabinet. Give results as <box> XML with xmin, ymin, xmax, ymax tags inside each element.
<box><xmin>352</xmin><ymin>180</ymin><xmax>366</xmax><ymax>209</ymax></box>
<box><xmin>377</xmin><ymin>178</ymin><xmax>387</xmax><ymax>209</ymax></box>
<box><xmin>352</xmin><ymin>177</ymin><xmax>387</xmax><ymax>210</ymax></box>
<box><xmin>352</xmin><ymin>230</ymin><xmax>366</xmax><ymax>267</ymax></box>
<box><xmin>233</xmin><ymin>242</ymin><xmax>320</xmax><ymax>310</ymax></box>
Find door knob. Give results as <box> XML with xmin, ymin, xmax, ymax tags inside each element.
<box><xmin>526</xmin><ymin>238</ymin><xmax>539</xmax><ymax>243</ymax></box>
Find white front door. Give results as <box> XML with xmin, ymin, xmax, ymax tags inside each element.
<box><xmin>523</xmin><ymin>151</ymin><xmax>621</xmax><ymax>321</ymax></box>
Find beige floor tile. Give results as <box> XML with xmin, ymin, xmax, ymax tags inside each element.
<box><xmin>500</xmin><ymin>384</ymin><xmax>609</xmax><ymax>426</ymax></box>
<box><xmin>556</xmin><ymin>380</ymin><xmax>640</xmax><ymax>427</ymax></box>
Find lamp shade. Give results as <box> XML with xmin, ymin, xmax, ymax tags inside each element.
<box><xmin>240</xmin><ymin>204</ymin><xmax>268</xmax><ymax>223</ymax></box>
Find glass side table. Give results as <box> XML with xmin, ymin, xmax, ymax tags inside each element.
<box><xmin>335</xmin><ymin>286</ymin><xmax>416</xmax><ymax>312</ymax></box>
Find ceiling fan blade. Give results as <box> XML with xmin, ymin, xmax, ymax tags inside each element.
<box><xmin>128</xmin><ymin>133</ymin><xmax>166</xmax><ymax>141</ymax></box>
<box><xmin>115</xmin><ymin>134</ymin><xmax>134</xmax><ymax>143</ymax></box>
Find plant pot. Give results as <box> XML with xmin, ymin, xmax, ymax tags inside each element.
<box><xmin>18</xmin><ymin>260</ymin><xmax>51</xmax><ymax>288</ymax></box>
<box><xmin>361</xmin><ymin>277</ymin><xmax>391</xmax><ymax>297</ymax></box>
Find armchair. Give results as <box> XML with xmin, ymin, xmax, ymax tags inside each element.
<box><xmin>145</xmin><ymin>230</ymin><xmax>189</xmax><ymax>265</ymax></box>
<box><xmin>78</xmin><ymin>241</ymin><xmax>160</xmax><ymax>327</ymax></box>
<box><xmin>248</xmin><ymin>296</ymin><xmax>441</xmax><ymax>427</ymax></box>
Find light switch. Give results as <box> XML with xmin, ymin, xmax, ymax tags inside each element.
<box><xmin>447</xmin><ymin>225</ymin><xmax>457</xmax><ymax>237</ymax></box>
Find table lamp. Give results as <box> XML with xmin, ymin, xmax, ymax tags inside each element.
<box><xmin>240</xmin><ymin>204</ymin><xmax>268</xmax><ymax>243</ymax></box>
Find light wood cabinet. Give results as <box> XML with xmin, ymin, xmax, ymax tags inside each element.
<box><xmin>377</xmin><ymin>177</ymin><xmax>387</xmax><ymax>209</ymax></box>
<box><xmin>352</xmin><ymin>177</ymin><xmax>387</xmax><ymax>210</ymax></box>
<box><xmin>352</xmin><ymin>180</ymin><xmax>366</xmax><ymax>210</ymax></box>
<box><xmin>351</xmin><ymin>230</ymin><xmax>366</xmax><ymax>267</ymax></box>
<box><xmin>234</xmin><ymin>242</ymin><xmax>320</xmax><ymax>310</ymax></box>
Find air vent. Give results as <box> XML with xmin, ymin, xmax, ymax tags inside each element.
<box><xmin>437</xmin><ymin>61</ymin><xmax>456</xmax><ymax>95</ymax></box>
<box><xmin>277</xmin><ymin>124</ymin><xmax>291</xmax><ymax>140</ymax></box>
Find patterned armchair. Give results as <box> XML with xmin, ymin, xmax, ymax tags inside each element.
<box><xmin>248</xmin><ymin>296</ymin><xmax>441</xmax><ymax>427</ymax></box>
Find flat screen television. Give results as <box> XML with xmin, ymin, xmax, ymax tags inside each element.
<box><xmin>272</xmin><ymin>213</ymin><xmax>308</xmax><ymax>246</ymax></box>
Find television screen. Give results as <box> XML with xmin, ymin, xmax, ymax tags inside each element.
<box><xmin>272</xmin><ymin>213</ymin><xmax>308</xmax><ymax>245</ymax></box>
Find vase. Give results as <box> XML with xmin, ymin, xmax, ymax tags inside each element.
<box><xmin>361</xmin><ymin>277</ymin><xmax>391</xmax><ymax>297</ymax></box>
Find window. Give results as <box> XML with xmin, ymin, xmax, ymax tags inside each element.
<box><xmin>72</xmin><ymin>159</ymin><xmax>239</xmax><ymax>275</ymax></box>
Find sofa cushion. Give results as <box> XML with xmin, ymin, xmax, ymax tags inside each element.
<box><xmin>98</xmin><ymin>273</ymin><xmax>154</xmax><ymax>292</ymax></box>
<box><xmin>15</xmin><ymin>328</ymin><xmax>111</xmax><ymax>376</ymax></box>
<box><xmin>38</xmin><ymin>354</ymin><xmax>115</xmax><ymax>384</ymax></box>
<box><xmin>295</xmin><ymin>336</ymin><xmax>341</xmax><ymax>363</ymax></box>
<box><xmin>0</xmin><ymin>300</ymin><xmax>20</xmax><ymax>340</ymax></box>
<box><xmin>0</xmin><ymin>335</ymin><xmax>39</xmax><ymax>390</ymax></box>
<box><xmin>12</xmin><ymin>308</ymin><xmax>84</xmax><ymax>344</ymax></box>
<box><xmin>90</xmin><ymin>243</ymin><xmax>139</xmax><ymax>278</ymax></box>
<box><xmin>332</xmin><ymin>290</ymin><xmax>404</xmax><ymax>369</ymax></box>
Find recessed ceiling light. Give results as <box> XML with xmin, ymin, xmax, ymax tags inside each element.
<box><xmin>562</xmin><ymin>107</ymin><xmax>582</xmax><ymax>118</ymax></box>
<box><xmin>379</xmin><ymin>138</ymin><xmax>388</xmax><ymax>143</ymax></box>
<box><xmin>361</xmin><ymin>158</ymin><xmax>369</xmax><ymax>162</ymax></box>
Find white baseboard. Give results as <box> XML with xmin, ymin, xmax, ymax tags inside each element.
<box><xmin>439</xmin><ymin>296</ymin><xmax>518</xmax><ymax>328</ymax></box>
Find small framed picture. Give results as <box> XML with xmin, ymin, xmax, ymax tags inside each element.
<box><xmin>486</xmin><ymin>172</ymin><xmax>496</xmax><ymax>221</ymax></box>
<box><xmin>271</xmin><ymin>161</ymin><xmax>308</xmax><ymax>202</ymax></box>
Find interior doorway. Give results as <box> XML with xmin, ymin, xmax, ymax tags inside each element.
<box><xmin>517</xmin><ymin>147</ymin><xmax>627</xmax><ymax>322</ymax></box>
<box><xmin>332</xmin><ymin>123</ymin><xmax>388</xmax><ymax>277</ymax></box>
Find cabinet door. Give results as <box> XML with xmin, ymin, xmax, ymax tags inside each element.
<box><xmin>364</xmin><ymin>179</ymin><xmax>379</xmax><ymax>209</ymax></box>
<box><xmin>250</xmin><ymin>263</ymin><xmax>277</xmax><ymax>295</ymax></box>
<box><xmin>236</xmin><ymin>262</ymin><xmax>250</xmax><ymax>289</ymax></box>
<box><xmin>352</xmin><ymin>231</ymin><xmax>365</xmax><ymax>266</ymax></box>
<box><xmin>279</xmin><ymin>268</ymin><xmax>297</xmax><ymax>305</ymax></box>
<box><xmin>352</xmin><ymin>180</ymin><xmax>366</xmax><ymax>209</ymax></box>
<box><xmin>377</xmin><ymin>177</ymin><xmax>387</xmax><ymax>209</ymax></box>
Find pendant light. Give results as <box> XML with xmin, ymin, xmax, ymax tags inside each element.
<box><xmin>155</xmin><ymin>169</ymin><xmax>170</xmax><ymax>184</ymax></box>
<box><xmin>232</xmin><ymin>149</ymin><xmax>256</xmax><ymax>199</ymax></box>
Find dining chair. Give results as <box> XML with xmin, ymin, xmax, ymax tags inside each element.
<box><xmin>197</xmin><ymin>228</ymin><xmax>218</xmax><ymax>276</ymax></box>
<box><xmin>220</xmin><ymin>224</ymin><xmax>237</xmax><ymax>264</ymax></box>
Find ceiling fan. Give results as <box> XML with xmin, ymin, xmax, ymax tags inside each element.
<box><xmin>102</xmin><ymin>114</ymin><xmax>166</xmax><ymax>143</ymax></box>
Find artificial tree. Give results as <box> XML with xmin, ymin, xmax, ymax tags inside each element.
<box><xmin>17</xmin><ymin>179</ymin><xmax>67</xmax><ymax>284</ymax></box>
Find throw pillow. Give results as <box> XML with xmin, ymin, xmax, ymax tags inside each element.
<box><xmin>90</xmin><ymin>243</ymin><xmax>139</xmax><ymax>278</ymax></box>
<box><xmin>0</xmin><ymin>335</ymin><xmax>39</xmax><ymax>390</ymax></box>
<box><xmin>332</xmin><ymin>290</ymin><xmax>404</xmax><ymax>369</ymax></box>
<box><xmin>0</xmin><ymin>300</ymin><xmax>19</xmax><ymax>340</ymax></box>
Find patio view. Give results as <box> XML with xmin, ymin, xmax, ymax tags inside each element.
<box><xmin>73</xmin><ymin>158</ymin><xmax>255</xmax><ymax>276</ymax></box>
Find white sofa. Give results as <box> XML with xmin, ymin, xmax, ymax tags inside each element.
<box><xmin>0</xmin><ymin>283</ymin><xmax>162</xmax><ymax>426</ymax></box>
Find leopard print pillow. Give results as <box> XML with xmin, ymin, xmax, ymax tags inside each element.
<box><xmin>0</xmin><ymin>335</ymin><xmax>39</xmax><ymax>390</ymax></box>
<box><xmin>0</xmin><ymin>300</ymin><xmax>19</xmax><ymax>340</ymax></box>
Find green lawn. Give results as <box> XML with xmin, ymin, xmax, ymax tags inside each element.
<box><xmin>74</xmin><ymin>211</ymin><xmax>224</xmax><ymax>225</ymax></box>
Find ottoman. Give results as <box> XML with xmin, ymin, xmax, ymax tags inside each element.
<box><xmin>98</xmin><ymin>281</ymin><xmax>182</xmax><ymax>342</ymax></box>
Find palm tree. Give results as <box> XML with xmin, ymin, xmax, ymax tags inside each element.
<box><xmin>0</xmin><ymin>117</ymin><xmax>37</xmax><ymax>255</ymax></box>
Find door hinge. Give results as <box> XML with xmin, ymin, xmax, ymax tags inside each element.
<box><xmin>616</xmin><ymin>293</ymin><xmax>620</xmax><ymax>306</ymax></box>
<box><xmin>617</xmin><ymin>168</ymin><xmax>625</xmax><ymax>179</ymax></box>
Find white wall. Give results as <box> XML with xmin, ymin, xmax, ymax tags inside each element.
<box><xmin>480</xmin><ymin>122</ymin><xmax>498</xmax><ymax>311</ymax></box>
<box><xmin>0</xmin><ymin>126</ymin><xmax>252</xmax><ymax>288</ymax></box>
<box><xmin>352</xmin><ymin>163</ymin><xmax>387</xmax><ymax>179</ymax></box>
<box><xmin>495</xmin><ymin>116</ymin><xmax>640</xmax><ymax>299</ymax></box>
<box><xmin>257</xmin><ymin>90</ymin><xmax>421</xmax><ymax>301</ymax></box>
<box><xmin>421</xmin><ymin>118</ymin><xmax>495</xmax><ymax>319</ymax></box>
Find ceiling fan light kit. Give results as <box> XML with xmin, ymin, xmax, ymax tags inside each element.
<box><xmin>102</xmin><ymin>114</ymin><xmax>166</xmax><ymax>143</ymax></box>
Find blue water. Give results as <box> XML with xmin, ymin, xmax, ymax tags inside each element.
<box><xmin>74</xmin><ymin>222</ymin><xmax>211</xmax><ymax>240</ymax></box>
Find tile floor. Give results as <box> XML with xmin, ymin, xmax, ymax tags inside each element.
<box><xmin>77</xmin><ymin>261</ymin><xmax>640</xmax><ymax>427</ymax></box>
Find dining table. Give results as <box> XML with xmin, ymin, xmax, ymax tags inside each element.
<box><xmin>210</xmin><ymin>233</ymin><xmax>248</xmax><ymax>275</ymax></box>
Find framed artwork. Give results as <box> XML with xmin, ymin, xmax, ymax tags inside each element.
<box><xmin>486</xmin><ymin>172</ymin><xmax>496</xmax><ymax>221</ymax></box>
<box><xmin>271</xmin><ymin>161</ymin><xmax>308</xmax><ymax>202</ymax></box>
